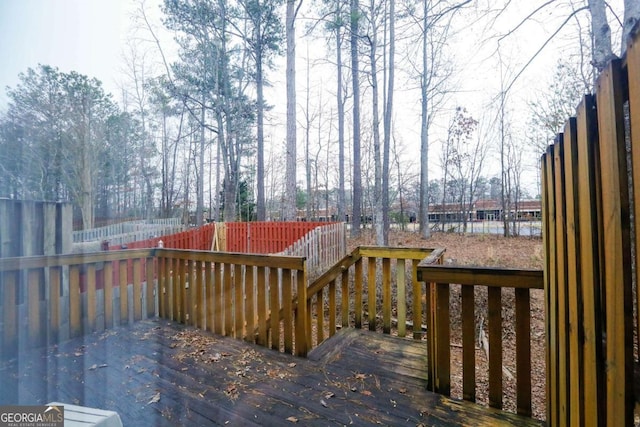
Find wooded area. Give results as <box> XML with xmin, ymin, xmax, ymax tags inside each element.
<box><xmin>0</xmin><ymin>0</ymin><xmax>636</xmax><ymax>244</ymax></box>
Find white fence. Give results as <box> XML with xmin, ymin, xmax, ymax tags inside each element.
<box><xmin>73</xmin><ymin>219</ymin><xmax>183</xmax><ymax>243</ymax></box>
<box><xmin>278</xmin><ymin>223</ymin><xmax>347</xmax><ymax>272</ymax></box>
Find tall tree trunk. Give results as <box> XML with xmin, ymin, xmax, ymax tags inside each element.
<box><xmin>351</xmin><ymin>0</ymin><xmax>362</xmax><ymax>238</ymax></box>
<box><xmin>368</xmin><ymin>1</ymin><xmax>383</xmax><ymax>245</ymax></box>
<box><xmin>419</xmin><ymin>0</ymin><xmax>430</xmax><ymax>239</ymax></box>
<box><xmin>382</xmin><ymin>0</ymin><xmax>394</xmax><ymax>246</ymax></box>
<box><xmin>284</xmin><ymin>0</ymin><xmax>298</xmax><ymax>221</ymax></box>
<box><xmin>256</xmin><ymin>39</ymin><xmax>266</xmax><ymax>221</ymax></box>
<box><xmin>336</xmin><ymin>28</ymin><xmax>346</xmax><ymax>223</ymax></box>
<box><xmin>588</xmin><ymin>0</ymin><xmax>613</xmax><ymax>73</ymax></box>
<box><xmin>305</xmin><ymin>47</ymin><xmax>312</xmax><ymax>220</ymax></box>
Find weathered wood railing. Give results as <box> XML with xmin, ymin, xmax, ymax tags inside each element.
<box><xmin>155</xmin><ymin>249</ymin><xmax>309</xmax><ymax>357</ymax></box>
<box><xmin>416</xmin><ymin>264</ymin><xmax>544</xmax><ymax>417</ymax></box>
<box><xmin>0</xmin><ymin>250</ymin><xmax>156</xmax><ymax>359</ymax></box>
<box><xmin>304</xmin><ymin>246</ymin><xmax>445</xmax><ymax>349</ymax></box>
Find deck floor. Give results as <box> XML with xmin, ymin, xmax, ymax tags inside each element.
<box><xmin>0</xmin><ymin>320</ymin><xmax>543</xmax><ymax>426</ymax></box>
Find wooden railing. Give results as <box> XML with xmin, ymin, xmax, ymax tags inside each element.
<box><xmin>304</xmin><ymin>246</ymin><xmax>445</xmax><ymax>349</ymax></box>
<box><xmin>540</xmin><ymin>28</ymin><xmax>640</xmax><ymax>426</ymax></box>
<box><xmin>155</xmin><ymin>248</ymin><xmax>309</xmax><ymax>357</ymax></box>
<box><xmin>0</xmin><ymin>250</ymin><xmax>156</xmax><ymax>359</ymax></box>
<box><xmin>416</xmin><ymin>264</ymin><xmax>544</xmax><ymax>418</ymax></box>
<box><xmin>278</xmin><ymin>222</ymin><xmax>347</xmax><ymax>274</ymax></box>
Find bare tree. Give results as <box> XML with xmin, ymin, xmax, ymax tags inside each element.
<box><xmin>350</xmin><ymin>0</ymin><xmax>363</xmax><ymax>237</ymax></box>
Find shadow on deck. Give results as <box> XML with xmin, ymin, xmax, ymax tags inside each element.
<box><xmin>0</xmin><ymin>320</ymin><xmax>542</xmax><ymax>426</ymax></box>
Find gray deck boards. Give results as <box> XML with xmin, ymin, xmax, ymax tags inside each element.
<box><xmin>0</xmin><ymin>320</ymin><xmax>544</xmax><ymax>426</ymax></box>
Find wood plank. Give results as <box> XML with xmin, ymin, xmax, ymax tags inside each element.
<box><xmin>435</xmin><ymin>283</ymin><xmax>450</xmax><ymax>396</ymax></box>
<box><xmin>575</xmin><ymin>95</ymin><xmax>604</xmax><ymax>426</ymax></box>
<box><xmin>553</xmin><ymin>135</ymin><xmax>568</xmax><ymax>424</ymax></box>
<box><xmin>382</xmin><ymin>258</ymin><xmax>391</xmax><ymax>334</ymax></box>
<box><xmin>515</xmin><ymin>288</ymin><xmax>532</xmax><ymax>417</ymax></box>
<box><xmin>245</xmin><ymin>265</ymin><xmax>254</xmax><ymax>343</ymax></box>
<box><xmin>417</xmin><ymin>266</ymin><xmax>543</xmax><ymax>289</ymax></box>
<box><xmin>185</xmin><ymin>260</ymin><xmax>193</xmax><ymax>325</ymax></box>
<box><xmin>282</xmin><ymin>269</ymin><xmax>293</xmax><ymax>354</ymax></box>
<box><xmin>397</xmin><ymin>259</ymin><xmax>406</xmax><ymax>337</ymax></box>
<box><xmin>234</xmin><ymin>264</ymin><xmax>244</xmax><ymax>339</ymax></box>
<box><xmin>70</xmin><ymin>265</ymin><xmax>81</xmax><ymax>337</ymax></box>
<box><xmin>596</xmin><ymin>59</ymin><xmax>633</xmax><ymax>426</ymax></box>
<box><xmin>317</xmin><ymin>289</ymin><xmax>325</xmax><ymax>344</ymax></box>
<box><xmin>562</xmin><ymin>116</ymin><xmax>583</xmax><ymax>426</ymax></box>
<box><xmin>329</xmin><ymin>279</ymin><xmax>336</xmax><ymax>338</ymax></box>
<box><xmin>296</xmin><ymin>267</ymin><xmax>308</xmax><ymax>357</ymax></box>
<box><xmin>2</xmin><ymin>271</ymin><xmax>17</xmax><ymax>359</ymax></box>
<box><xmin>0</xmin><ymin>249</ymin><xmax>154</xmax><ymax>272</ymax></box>
<box><xmin>368</xmin><ymin>257</ymin><xmax>376</xmax><ymax>331</ymax></box>
<box><xmin>488</xmin><ymin>286</ymin><xmax>502</xmax><ymax>409</ymax></box>
<box><xmin>543</xmin><ymin>145</ymin><xmax>558</xmax><ymax>426</ymax></box>
<box><xmin>354</xmin><ymin>257</ymin><xmax>363</xmax><ymax>328</ymax></box>
<box><xmin>27</xmin><ymin>269</ymin><xmax>41</xmax><ymax>346</ymax></box>
<box><xmin>461</xmin><ymin>284</ymin><xmax>475</xmax><ymax>402</ymax></box>
<box><xmin>224</xmin><ymin>263</ymin><xmax>232</xmax><ymax>336</ymax></box>
<box><xmin>214</xmin><ymin>262</ymin><xmax>223</xmax><ymax>335</ymax></box>
<box><xmin>103</xmin><ymin>262</ymin><xmax>113</xmax><ymax>328</ymax></box>
<box><xmin>205</xmin><ymin>261</ymin><xmax>213</xmax><ymax>332</ymax></box>
<box><xmin>178</xmin><ymin>259</ymin><xmax>186</xmax><ymax>323</ymax></box>
<box><xmin>257</xmin><ymin>266</ymin><xmax>267</xmax><ymax>346</ymax></box>
<box><xmin>132</xmin><ymin>258</ymin><xmax>142</xmax><ymax>322</ymax></box>
<box><xmin>155</xmin><ymin>248</ymin><xmax>306</xmax><ymax>271</ymax></box>
<box><xmin>49</xmin><ymin>266</ymin><xmax>61</xmax><ymax>340</ymax></box>
<box><xmin>341</xmin><ymin>268</ymin><xmax>349</xmax><ymax>328</ymax></box>
<box><xmin>358</xmin><ymin>246</ymin><xmax>438</xmax><ymax>259</ymax></box>
<box><xmin>86</xmin><ymin>263</ymin><xmax>97</xmax><ymax>332</ymax></box>
<box><xmin>146</xmin><ymin>257</ymin><xmax>155</xmax><ymax>318</ymax></box>
<box><xmin>413</xmin><ymin>259</ymin><xmax>422</xmax><ymax>340</ymax></box>
<box><xmin>119</xmin><ymin>260</ymin><xmax>130</xmax><ymax>326</ymax></box>
<box><xmin>270</xmin><ymin>268</ymin><xmax>280</xmax><ymax>351</ymax></box>
<box><xmin>628</xmin><ymin>22</ymin><xmax>640</xmax><ymax>380</ymax></box>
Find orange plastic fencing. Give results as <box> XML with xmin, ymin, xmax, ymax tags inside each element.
<box><xmin>223</xmin><ymin>222</ymin><xmax>334</xmax><ymax>253</ymax></box>
<box><xmin>108</xmin><ymin>222</ymin><xmax>216</xmax><ymax>251</ymax></box>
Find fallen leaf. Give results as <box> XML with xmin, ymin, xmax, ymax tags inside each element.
<box><xmin>320</xmin><ymin>399</ymin><xmax>328</xmax><ymax>407</ymax></box>
<box><xmin>288</xmin><ymin>363</ymin><xmax>297</xmax><ymax>368</ymax></box>
<box><xmin>89</xmin><ymin>364</ymin><xmax>97</xmax><ymax>370</ymax></box>
<box><xmin>148</xmin><ymin>393</ymin><xmax>160</xmax><ymax>404</ymax></box>
<box><xmin>286</xmin><ymin>416</ymin><xmax>298</xmax><ymax>423</ymax></box>
<box><xmin>398</xmin><ymin>388</ymin><xmax>407</xmax><ymax>394</ymax></box>
<box><xmin>354</xmin><ymin>373</ymin><xmax>366</xmax><ymax>380</ymax></box>
<box><xmin>99</xmin><ymin>364</ymin><xmax>108</xmax><ymax>368</ymax></box>
<box><xmin>362</xmin><ymin>390</ymin><xmax>372</xmax><ymax>396</ymax></box>
<box><xmin>324</xmin><ymin>392</ymin><xmax>335</xmax><ymax>399</ymax></box>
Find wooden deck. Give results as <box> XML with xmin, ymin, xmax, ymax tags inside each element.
<box><xmin>0</xmin><ymin>320</ymin><xmax>543</xmax><ymax>426</ymax></box>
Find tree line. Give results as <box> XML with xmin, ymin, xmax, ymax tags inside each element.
<box><xmin>0</xmin><ymin>0</ymin><xmax>636</xmax><ymax>240</ymax></box>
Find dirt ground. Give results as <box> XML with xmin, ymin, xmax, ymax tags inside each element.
<box><xmin>348</xmin><ymin>229</ymin><xmax>546</xmax><ymax>420</ymax></box>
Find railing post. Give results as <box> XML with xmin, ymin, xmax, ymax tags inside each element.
<box><xmin>296</xmin><ymin>262</ymin><xmax>308</xmax><ymax>357</ymax></box>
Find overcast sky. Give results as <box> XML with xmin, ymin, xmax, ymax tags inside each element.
<box><xmin>0</xmin><ymin>0</ymin><xmax>131</xmax><ymax>106</ymax></box>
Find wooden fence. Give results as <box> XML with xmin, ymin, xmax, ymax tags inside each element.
<box><xmin>540</xmin><ymin>29</ymin><xmax>640</xmax><ymax>426</ymax></box>
<box><xmin>72</xmin><ymin>218</ymin><xmax>183</xmax><ymax>243</ymax></box>
<box><xmin>216</xmin><ymin>222</ymin><xmax>337</xmax><ymax>253</ymax></box>
<box><xmin>109</xmin><ymin>223</ymin><xmax>215</xmax><ymax>251</ymax></box>
<box><xmin>278</xmin><ymin>222</ymin><xmax>347</xmax><ymax>272</ymax></box>
<box><xmin>416</xmin><ymin>264</ymin><xmax>543</xmax><ymax>417</ymax></box>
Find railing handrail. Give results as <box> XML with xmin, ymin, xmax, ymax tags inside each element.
<box><xmin>0</xmin><ymin>249</ymin><xmax>155</xmax><ymax>271</ymax></box>
<box><xmin>417</xmin><ymin>264</ymin><xmax>544</xmax><ymax>288</ymax></box>
<box><xmin>156</xmin><ymin>248</ymin><xmax>306</xmax><ymax>270</ymax></box>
